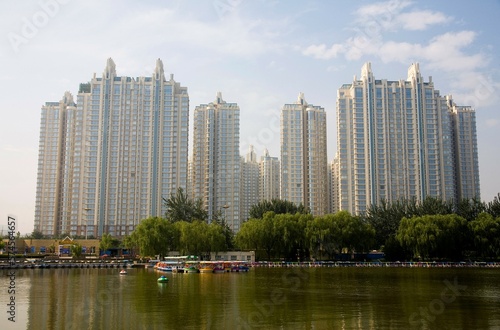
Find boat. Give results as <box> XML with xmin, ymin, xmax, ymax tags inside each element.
<box><xmin>119</xmin><ymin>269</ymin><xmax>127</xmax><ymax>275</ymax></box>
<box><xmin>157</xmin><ymin>275</ymin><xmax>169</xmax><ymax>283</ymax></box>
<box><xmin>237</xmin><ymin>265</ymin><xmax>250</xmax><ymax>272</ymax></box>
<box><xmin>184</xmin><ymin>265</ymin><xmax>199</xmax><ymax>273</ymax></box>
<box><xmin>155</xmin><ymin>262</ymin><xmax>173</xmax><ymax>272</ymax></box>
<box><xmin>213</xmin><ymin>264</ymin><xmax>225</xmax><ymax>274</ymax></box>
<box><xmin>199</xmin><ymin>265</ymin><xmax>214</xmax><ymax>273</ymax></box>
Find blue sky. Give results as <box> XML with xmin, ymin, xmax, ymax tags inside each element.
<box><xmin>1</xmin><ymin>0</ymin><xmax>499</xmax><ymax>235</ymax></box>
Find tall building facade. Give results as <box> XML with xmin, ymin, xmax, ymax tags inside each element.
<box><xmin>280</xmin><ymin>93</ymin><xmax>328</xmax><ymax>216</ymax></box>
<box><xmin>259</xmin><ymin>148</ymin><xmax>280</xmax><ymax>201</ymax></box>
<box><xmin>34</xmin><ymin>59</ymin><xmax>189</xmax><ymax>238</ymax></box>
<box><xmin>34</xmin><ymin>92</ymin><xmax>77</xmax><ymax>236</ymax></box>
<box><xmin>335</xmin><ymin>62</ymin><xmax>480</xmax><ymax>214</ymax></box>
<box><xmin>240</xmin><ymin>145</ymin><xmax>260</xmax><ymax>222</ymax></box>
<box><xmin>191</xmin><ymin>92</ymin><xmax>241</xmax><ymax>231</ymax></box>
<box><xmin>449</xmin><ymin>99</ymin><xmax>481</xmax><ymax>200</ymax></box>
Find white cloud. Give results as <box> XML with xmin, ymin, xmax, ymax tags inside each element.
<box><xmin>302</xmin><ymin>43</ymin><xmax>344</xmax><ymax>60</ymax></box>
<box><xmin>355</xmin><ymin>0</ymin><xmax>412</xmax><ymax>18</ymax></box>
<box><xmin>397</xmin><ymin>10</ymin><xmax>451</xmax><ymax>30</ymax></box>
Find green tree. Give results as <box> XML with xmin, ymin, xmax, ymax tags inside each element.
<box><xmin>455</xmin><ymin>197</ymin><xmax>486</xmax><ymax>222</ymax></box>
<box><xmin>71</xmin><ymin>243</ymin><xmax>83</xmax><ymax>259</ymax></box>
<box><xmin>176</xmin><ymin>220</ymin><xmax>210</xmax><ymax>257</ymax></box>
<box><xmin>273</xmin><ymin>213</ymin><xmax>308</xmax><ymax>260</ymax></box>
<box><xmin>486</xmin><ymin>193</ymin><xmax>500</xmax><ymax>218</ymax></box>
<box><xmin>397</xmin><ymin>214</ymin><xmax>467</xmax><ymax>260</ymax></box>
<box><xmin>249</xmin><ymin>199</ymin><xmax>308</xmax><ymax>219</ymax></box>
<box><xmin>128</xmin><ymin>217</ymin><xmax>177</xmax><ymax>258</ymax></box>
<box><xmin>31</xmin><ymin>229</ymin><xmax>45</xmax><ymax>239</ymax></box>
<box><xmin>163</xmin><ymin>187</ymin><xmax>207</xmax><ymax>222</ymax></box>
<box><xmin>99</xmin><ymin>233</ymin><xmax>120</xmax><ymax>254</ymax></box>
<box><xmin>307</xmin><ymin>211</ymin><xmax>374</xmax><ymax>260</ymax></box>
<box><xmin>235</xmin><ymin>218</ymin><xmax>262</xmax><ymax>252</ymax></box>
<box><xmin>469</xmin><ymin>212</ymin><xmax>500</xmax><ymax>259</ymax></box>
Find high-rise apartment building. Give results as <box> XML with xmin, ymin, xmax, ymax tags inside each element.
<box><xmin>335</xmin><ymin>62</ymin><xmax>480</xmax><ymax>214</ymax></box>
<box><xmin>240</xmin><ymin>145</ymin><xmax>260</xmax><ymax>222</ymax></box>
<box><xmin>280</xmin><ymin>93</ymin><xmax>328</xmax><ymax>216</ymax></box>
<box><xmin>191</xmin><ymin>92</ymin><xmax>241</xmax><ymax>231</ymax></box>
<box><xmin>34</xmin><ymin>59</ymin><xmax>189</xmax><ymax>238</ymax></box>
<box><xmin>34</xmin><ymin>92</ymin><xmax>77</xmax><ymax>236</ymax></box>
<box><xmin>259</xmin><ymin>148</ymin><xmax>280</xmax><ymax>202</ymax></box>
<box><xmin>449</xmin><ymin>99</ymin><xmax>481</xmax><ymax>200</ymax></box>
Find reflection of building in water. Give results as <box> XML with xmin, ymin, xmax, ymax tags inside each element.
<box><xmin>27</xmin><ymin>269</ymin><xmax>131</xmax><ymax>329</ymax></box>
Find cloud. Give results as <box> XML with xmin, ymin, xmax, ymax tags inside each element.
<box><xmin>396</xmin><ymin>10</ymin><xmax>451</xmax><ymax>30</ymax></box>
<box><xmin>302</xmin><ymin>43</ymin><xmax>344</xmax><ymax>60</ymax></box>
<box><xmin>376</xmin><ymin>31</ymin><xmax>486</xmax><ymax>73</ymax></box>
<box><xmin>302</xmin><ymin>0</ymin><xmax>453</xmax><ymax>61</ymax></box>
<box><xmin>355</xmin><ymin>0</ymin><xmax>412</xmax><ymax>18</ymax></box>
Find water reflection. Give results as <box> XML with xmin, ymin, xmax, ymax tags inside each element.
<box><xmin>0</xmin><ymin>267</ymin><xmax>499</xmax><ymax>329</ymax></box>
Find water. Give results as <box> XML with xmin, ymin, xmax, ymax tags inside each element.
<box><xmin>1</xmin><ymin>267</ymin><xmax>500</xmax><ymax>329</ymax></box>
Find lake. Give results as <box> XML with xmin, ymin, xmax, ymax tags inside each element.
<box><xmin>1</xmin><ymin>266</ymin><xmax>500</xmax><ymax>329</ymax></box>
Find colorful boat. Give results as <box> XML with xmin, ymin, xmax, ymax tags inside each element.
<box><xmin>213</xmin><ymin>264</ymin><xmax>225</xmax><ymax>273</ymax></box>
<box><xmin>199</xmin><ymin>265</ymin><xmax>214</xmax><ymax>273</ymax></box>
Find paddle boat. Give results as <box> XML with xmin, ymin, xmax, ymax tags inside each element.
<box><xmin>119</xmin><ymin>269</ymin><xmax>127</xmax><ymax>275</ymax></box>
<box><xmin>157</xmin><ymin>275</ymin><xmax>169</xmax><ymax>283</ymax></box>
<box><xmin>184</xmin><ymin>265</ymin><xmax>199</xmax><ymax>273</ymax></box>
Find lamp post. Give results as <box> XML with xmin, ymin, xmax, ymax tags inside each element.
<box><xmin>222</xmin><ymin>204</ymin><xmax>229</xmax><ymax>226</ymax></box>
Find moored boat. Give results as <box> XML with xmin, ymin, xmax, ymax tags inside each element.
<box><xmin>199</xmin><ymin>266</ymin><xmax>214</xmax><ymax>273</ymax></box>
<box><xmin>213</xmin><ymin>264</ymin><xmax>225</xmax><ymax>273</ymax></box>
<box><xmin>184</xmin><ymin>265</ymin><xmax>199</xmax><ymax>273</ymax></box>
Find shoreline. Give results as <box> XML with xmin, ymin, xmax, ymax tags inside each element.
<box><xmin>1</xmin><ymin>260</ymin><xmax>500</xmax><ymax>270</ymax></box>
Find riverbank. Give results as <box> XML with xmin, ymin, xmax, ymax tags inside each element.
<box><xmin>2</xmin><ymin>260</ymin><xmax>500</xmax><ymax>269</ymax></box>
<box><xmin>0</xmin><ymin>261</ymin><xmax>132</xmax><ymax>270</ymax></box>
<box><xmin>251</xmin><ymin>261</ymin><xmax>500</xmax><ymax>268</ymax></box>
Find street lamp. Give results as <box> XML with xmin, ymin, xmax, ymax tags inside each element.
<box><xmin>222</xmin><ymin>204</ymin><xmax>229</xmax><ymax>226</ymax></box>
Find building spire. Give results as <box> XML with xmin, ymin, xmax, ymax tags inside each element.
<box><xmin>215</xmin><ymin>91</ymin><xmax>223</xmax><ymax>104</ymax></box>
<box><xmin>297</xmin><ymin>92</ymin><xmax>307</xmax><ymax>105</ymax></box>
<box><xmin>104</xmin><ymin>58</ymin><xmax>116</xmax><ymax>78</ymax></box>
<box><xmin>407</xmin><ymin>62</ymin><xmax>421</xmax><ymax>81</ymax></box>
<box><xmin>155</xmin><ymin>58</ymin><xmax>165</xmax><ymax>80</ymax></box>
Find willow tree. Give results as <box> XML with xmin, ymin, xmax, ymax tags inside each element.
<box><xmin>128</xmin><ymin>216</ymin><xmax>178</xmax><ymax>258</ymax></box>
<box><xmin>469</xmin><ymin>212</ymin><xmax>500</xmax><ymax>259</ymax></box>
<box><xmin>397</xmin><ymin>214</ymin><xmax>467</xmax><ymax>260</ymax></box>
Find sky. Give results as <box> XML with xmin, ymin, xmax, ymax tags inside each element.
<box><xmin>0</xmin><ymin>0</ymin><xmax>499</xmax><ymax>235</ymax></box>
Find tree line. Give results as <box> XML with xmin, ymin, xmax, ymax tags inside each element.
<box><xmin>22</xmin><ymin>190</ymin><xmax>500</xmax><ymax>261</ymax></box>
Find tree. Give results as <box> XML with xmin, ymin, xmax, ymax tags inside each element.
<box><xmin>455</xmin><ymin>197</ymin><xmax>486</xmax><ymax>222</ymax></box>
<box><xmin>99</xmin><ymin>233</ymin><xmax>119</xmax><ymax>254</ymax></box>
<box><xmin>0</xmin><ymin>239</ymin><xmax>4</xmax><ymax>251</ymax></box>
<box><xmin>249</xmin><ymin>199</ymin><xmax>308</xmax><ymax>219</ymax></box>
<box><xmin>486</xmin><ymin>193</ymin><xmax>500</xmax><ymax>218</ymax></box>
<box><xmin>364</xmin><ymin>196</ymin><xmax>454</xmax><ymax>249</ymax></box>
<box><xmin>128</xmin><ymin>217</ymin><xmax>178</xmax><ymax>258</ymax></box>
<box><xmin>235</xmin><ymin>218</ymin><xmax>262</xmax><ymax>252</ymax></box>
<box><xmin>31</xmin><ymin>229</ymin><xmax>45</xmax><ymax>239</ymax></box>
<box><xmin>163</xmin><ymin>187</ymin><xmax>207</xmax><ymax>222</ymax></box>
<box><xmin>397</xmin><ymin>214</ymin><xmax>467</xmax><ymax>260</ymax></box>
<box><xmin>71</xmin><ymin>243</ymin><xmax>83</xmax><ymax>259</ymax></box>
<box><xmin>469</xmin><ymin>212</ymin><xmax>500</xmax><ymax>259</ymax></box>
<box><xmin>177</xmin><ymin>220</ymin><xmax>210</xmax><ymax>257</ymax></box>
